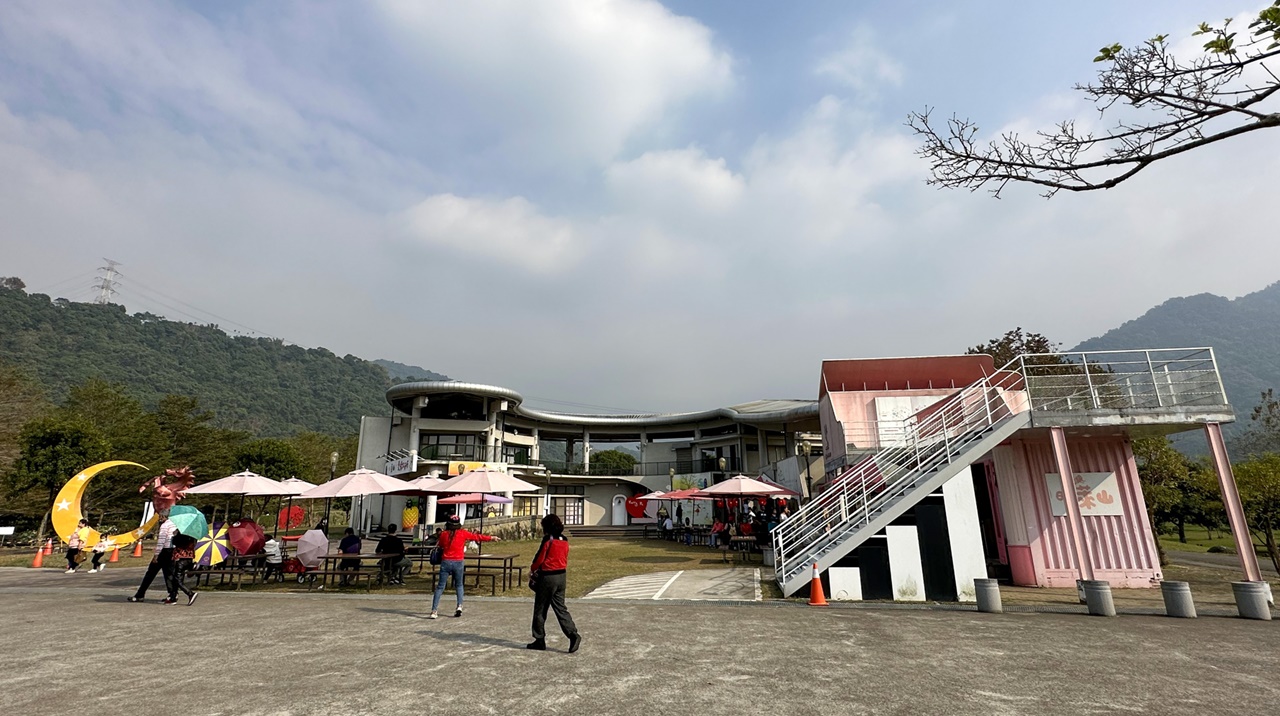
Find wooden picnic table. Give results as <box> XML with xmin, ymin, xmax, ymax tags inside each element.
<box><xmin>319</xmin><ymin>552</ymin><xmax>402</xmax><ymax>586</ymax></box>
<box><xmin>464</xmin><ymin>553</ymin><xmax>521</xmax><ymax>591</ymax></box>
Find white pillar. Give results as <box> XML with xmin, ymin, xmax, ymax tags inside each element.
<box><xmin>942</xmin><ymin>471</ymin><xmax>988</xmax><ymax>602</ymax></box>
<box><xmin>886</xmin><ymin>526</ymin><xmax>926</xmax><ymax>602</ymax></box>
<box><xmin>503</xmin><ymin>490</ymin><xmax>513</xmax><ymax>517</ymax></box>
<box><xmin>583</xmin><ymin>429</ymin><xmax>591</xmax><ymax>472</ymax></box>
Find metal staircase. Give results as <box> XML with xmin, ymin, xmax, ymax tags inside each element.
<box><xmin>773</xmin><ymin>367</ymin><xmax>1030</xmax><ymax>596</ymax></box>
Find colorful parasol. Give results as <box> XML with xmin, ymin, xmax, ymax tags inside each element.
<box><xmin>296</xmin><ymin>529</ymin><xmax>328</xmax><ymax>569</ymax></box>
<box><xmin>277</xmin><ymin>505</ymin><xmax>306</xmax><ymax>531</ymax></box>
<box><xmin>196</xmin><ymin>522</ymin><xmax>230</xmax><ymax>567</ymax></box>
<box><xmin>168</xmin><ymin>505</ymin><xmax>209</xmax><ymax>539</ymax></box>
<box><xmin>227</xmin><ymin>519</ymin><xmax>266</xmax><ymax>555</ymax></box>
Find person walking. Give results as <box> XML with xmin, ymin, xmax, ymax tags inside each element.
<box><xmin>527</xmin><ymin>514</ymin><xmax>581</xmax><ymax>653</ymax></box>
<box><xmin>88</xmin><ymin>535</ymin><xmax>110</xmax><ymax>573</ymax></box>
<box><xmin>65</xmin><ymin>519</ymin><xmax>90</xmax><ymax>573</ymax></box>
<box><xmin>429</xmin><ymin>514</ymin><xmax>498</xmax><ymax>619</ymax></box>
<box><xmin>165</xmin><ymin>534</ymin><xmax>198</xmax><ymax>606</ymax></box>
<box><xmin>128</xmin><ymin>512</ymin><xmax>177</xmax><ymax>603</ymax></box>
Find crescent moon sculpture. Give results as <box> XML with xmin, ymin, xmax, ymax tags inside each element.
<box><xmin>52</xmin><ymin>460</ymin><xmax>155</xmax><ymax>549</ymax></box>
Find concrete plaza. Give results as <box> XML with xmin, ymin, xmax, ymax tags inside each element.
<box><xmin>1</xmin><ymin>567</ymin><xmax>1277</xmax><ymax>716</ymax></box>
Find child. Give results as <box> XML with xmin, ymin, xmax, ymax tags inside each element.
<box><xmin>165</xmin><ymin>534</ymin><xmax>198</xmax><ymax>606</ymax></box>
<box><xmin>262</xmin><ymin>534</ymin><xmax>284</xmax><ymax>582</ymax></box>
<box><xmin>88</xmin><ymin>536</ymin><xmax>110</xmax><ymax>573</ymax></box>
<box><xmin>65</xmin><ymin>519</ymin><xmax>90</xmax><ymax>573</ymax></box>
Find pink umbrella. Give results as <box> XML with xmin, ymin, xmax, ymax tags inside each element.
<box><xmin>436</xmin><ymin>493</ymin><xmax>514</xmax><ymax>546</ymax></box>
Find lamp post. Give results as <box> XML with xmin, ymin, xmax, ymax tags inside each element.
<box><xmin>323</xmin><ymin>451</ymin><xmax>337</xmax><ymax>533</ymax></box>
<box><xmin>799</xmin><ymin>440</ymin><xmax>813</xmax><ymax>501</ymax></box>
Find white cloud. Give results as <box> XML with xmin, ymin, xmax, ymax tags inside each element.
<box><xmin>605</xmin><ymin>147</ymin><xmax>745</xmax><ymax>215</ymax></box>
<box><xmin>375</xmin><ymin>0</ymin><xmax>733</xmax><ymax>164</ymax></box>
<box><xmin>396</xmin><ymin>194</ymin><xmax>582</xmax><ymax>273</ymax></box>
<box><xmin>814</xmin><ymin>25</ymin><xmax>904</xmax><ymax>96</ymax></box>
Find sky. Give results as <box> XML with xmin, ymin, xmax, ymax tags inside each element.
<box><xmin>2</xmin><ymin>1</ymin><xmax>1277</xmax><ymax>414</ymax></box>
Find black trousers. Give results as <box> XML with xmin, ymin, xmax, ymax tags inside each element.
<box><xmin>66</xmin><ymin>548</ymin><xmax>81</xmax><ymax>570</ymax></box>
<box><xmin>91</xmin><ymin>551</ymin><xmax>105</xmax><ymax>568</ymax></box>
<box><xmin>167</xmin><ymin>558</ymin><xmax>195</xmax><ymax>600</ymax></box>
<box><xmin>531</xmin><ymin>573</ymin><xmax>577</xmax><ymax>641</ymax></box>
<box><xmin>133</xmin><ymin>549</ymin><xmax>174</xmax><ymax>599</ymax></box>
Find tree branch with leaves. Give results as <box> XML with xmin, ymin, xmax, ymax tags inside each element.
<box><xmin>908</xmin><ymin>4</ymin><xmax>1280</xmax><ymax>197</ymax></box>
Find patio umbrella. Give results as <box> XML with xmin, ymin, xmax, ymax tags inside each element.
<box><xmin>227</xmin><ymin>519</ymin><xmax>266</xmax><ymax>555</ymax></box>
<box><xmin>273</xmin><ymin>477</ymin><xmax>314</xmax><ymax>535</ymax></box>
<box><xmin>696</xmin><ymin>476</ymin><xmax>788</xmax><ymax>497</ymax></box>
<box><xmin>296</xmin><ymin>529</ymin><xmax>329</xmax><ymax>569</ymax></box>
<box><xmin>435</xmin><ymin>492</ymin><xmax>514</xmax><ymax>550</ymax></box>
<box><xmin>390</xmin><ymin>475</ymin><xmax>445</xmax><ymax>495</ymax></box>
<box><xmin>431</xmin><ymin>469</ymin><xmax>537</xmax><ymax>552</ymax></box>
<box><xmin>168</xmin><ymin>505</ymin><xmax>208</xmax><ymax>540</ymax></box>
<box><xmin>195</xmin><ymin>523</ymin><xmax>230</xmax><ymax>567</ymax></box>
<box><xmin>185</xmin><ymin>470</ymin><xmax>284</xmax><ymax>522</ymax></box>
<box><xmin>297</xmin><ymin>469</ymin><xmax>408</xmax><ymax>499</ymax></box>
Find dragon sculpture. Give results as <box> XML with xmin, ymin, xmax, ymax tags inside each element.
<box><xmin>139</xmin><ymin>466</ymin><xmax>196</xmax><ymax>515</ymax></box>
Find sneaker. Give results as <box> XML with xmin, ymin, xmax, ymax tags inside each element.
<box><xmin>568</xmin><ymin>634</ymin><xmax>582</xmax><ymax>654</ymax></box>
<box><xmin>65</xmin><ymin>569</ymin><xmax>76</xmax><ymax>574</ymax></box>
<box><xmin>126</xmin><ymin>596</ymin><xmax>144</xmax><ymax>603</ymax></box>
<box><xmin>454</xmin><ymin>606</ymin><xmax>463</xmax><ymax>618</ymax></box>
<box><xmin>526</xmin><ymin>639</ymin><xmax>547</xmax><ymax>651</ymax></box>
<box><xmin>160</xmin><ymin>598</ymin><xmax>177</xmax><ymax>605</ymax></box>
<box><xmin>427</xmin><ymin>611</ymin><xmax>438</xmax><ymax>620</ymax></box>
<box><xmin>187</xmin><ymin>592</ymin><xmax>199</xmax><ymax>607</ymax></box>
<box><xmin>87</xmin><ymin>568</ymin><xmax>98</xmax><ymax>574</ymax></box>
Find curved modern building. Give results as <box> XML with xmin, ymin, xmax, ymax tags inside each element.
<box><xmin>354</xmin><ymin>380</ymin><xmax>822</xmax><ymax>530</ymax></box>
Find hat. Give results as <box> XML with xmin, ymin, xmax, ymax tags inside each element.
<box><xmin>445</xmin><ymin>514</ymin><xmax>461</xmax><ymax>524</ymax></box>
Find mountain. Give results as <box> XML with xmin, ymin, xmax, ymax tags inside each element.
<box><xmin>373</xmin><ymin>359</ymin><xmax>449</xmax><ymax>383</ymax></box>
<box><xmin>0</xmin><ymin>284</ymin><xmax>449</xmax><ymax>436</ymax></box>
<box><xmin>1073</xmin><ymin>281</ymin><xmax>1280</xmax><ymax>443</ymax></box>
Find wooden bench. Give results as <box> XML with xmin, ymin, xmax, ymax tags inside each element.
<box><xmin>425</xmin><ymin>569</ymin><xmax>498</xmax><ymax>596</ymax></box>
<box><xmin>302</xmin><ymin>570</ymin><xmax>376</xmax><ymax>592</ymax></box>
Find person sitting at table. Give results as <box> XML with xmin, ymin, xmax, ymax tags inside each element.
<box><xmin>262</xmin><ymin>534</ymin><xmax>284</xmax><ymax>582</ymax></box>
<box><xmin>337</xmin><ymin>528</ymin><xmax>361</xmax><ymax>587</ymax></box>
<box><xmin>376</xmin><ymin>525</ymin><xmax>412</xmax><ymax>585</ymax></box>
<box><xmin>682</xmin><ymin>518</ymin><xmax>693</xmax><ymax>546</ymax></box>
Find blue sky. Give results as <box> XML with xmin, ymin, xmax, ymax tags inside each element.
<box><xmin>2</xmin><ymin>1</ymin><xmax>1276</xmax><ymax>413</ymax></box>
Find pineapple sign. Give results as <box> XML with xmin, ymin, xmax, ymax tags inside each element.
<box><xmin>402</xmin><ymin>500</ymin><xmax>420</xmax><ymax>530</ymax></box>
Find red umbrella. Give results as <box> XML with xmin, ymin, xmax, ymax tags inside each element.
<box><xmin>276</xmin><ymin>505</ymin><xmax>305</xmax><ymax>531</ymax></box>
<box><xmin>227</xmin><ymin>519</ymin><xmax>266</xmax><ymax>555</ymax></box>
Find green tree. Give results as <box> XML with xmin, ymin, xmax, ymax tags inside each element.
<box><xmin>5</xmin><ymin>417</ymin><xmax>110</xmax><ymax>545</ymax></box>
<box><xmin>966</xmin><ymin>328</ymin><xmax>1061</xmax><ymax>367</ymax></box>
<box><xmin>1234</xmin><ymin>452</ymin><xmax>1280</xmax><ymax>573</ymax></box>
<box><xmin>234</xmin><ymin>438</ymin><xmax>306</xmax><ymax>481</ymax></box>
<box><xmin>910</xmin><ymin>4</ymin><xmax>1280</xmax><ymax>197</ymax></box>
<box><xmin>154</xmin><ymin>395</ymin><xmax>246</xmax><ymax>480</ymax></box>
<box><xmin>1240</xmin><ymin>388</ymin><xmax>1280</xmax><ymax>455</ymax></box>
<box><xmin>0</xmin><ymin>362</ymin><xmax>48</xmax><ymax>475</ymax></box>
<box><xmin>287</xmin><ymin>431</ymin><xmax>358</xmax><ymax>484</ymax></box>
<box><xmin>591</xmin><ymin>449</ymin><xmax>638</xmax><ymax>476</ymax></box>
<box><xmin>59</xmin><ymin>379</ymin><xmax>169</xmax><ymax>465</ymax></box>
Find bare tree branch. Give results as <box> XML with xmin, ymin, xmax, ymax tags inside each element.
<box><xmin>908</xmin><ymin>6</ymin><xmax>1280</xmax><ymax>198</ymax></box>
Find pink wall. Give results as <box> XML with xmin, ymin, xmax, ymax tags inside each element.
<box><xmin>1000</xmin><ymin>436</ymin><xmax>1161</xmax><ymax>588</ymax></box>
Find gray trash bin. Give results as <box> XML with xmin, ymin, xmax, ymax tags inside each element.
<box><xmin>974</xmin><ymin>578</ymin><xmax>1002</xmax><ymax>613</ymax></box>
<box><xmin>1080</xmin><ymin>579</ymin><xmax>1116</xmax><ymax>617</ymax></box>
<box><xmin>1159</xmin><ymin>580</ymin><xmax>1196</xmax><ymax>618</ymax></box>
<box><xmin>1232</xmin><ymin>581</ymin><xmax>1273</xmax><ymax>620</ymax></box>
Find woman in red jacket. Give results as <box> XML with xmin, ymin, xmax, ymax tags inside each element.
<box><xmin>527</xmin><ymin>513</ymin><xmax>581</xmax><ymax>653</ymax></box>
<box><xmin>429</xmin><ymin>514</ymin><xmax>499</xmax><ymax>619</ymax></box>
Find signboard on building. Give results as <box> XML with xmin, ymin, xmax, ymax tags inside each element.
<box><xmin>385</xmin><ymin>455</ymin><xmax>417</xmax><ymax>476</ymax></box>
<box><xmin>1044</xmin><ymin>472</ymin><xmax>1123</xmax><ymax>517</ymax></box>
<box><xmin>447</xmin><ymin>461</ymin><xmax>504</xmax><ymax>477</ymax></box>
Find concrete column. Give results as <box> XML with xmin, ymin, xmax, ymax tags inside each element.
<box><xmin>531</xmin><ymin>428</ymin><xmax>541</xmax><ymax>462</ymax></box>
<box><xmin>1205</xmin><ymin>422</ymin><xmax>1264</xmax><ymax>582</ymax></box>
<box><xmin>756</xmin><ymin>429</ymin><xmax>768</xmax><ymax>471</ymax></box>
<box><xmin>583</xmin><ymin>430</ymin><xmax>591</xmax><ymax>473</ymax></box>
<box><xmin>502</xmin><ymin>490</ymin><xmax>513</xmax><ymax>517</ymax></box>
<box><xmin>424</xmin><ymin>495</ymin><xmax>438</xmax><ymax>526</ymax></box>
<box><xmin>1048</xmin><ymin>427</ymin><xmax>1095</xmax><ymax>581</ymax></box>
<box><xmin>783</xmin><ymin>424</ymin><xmax>795</xmax><ymax>460</ymax></box>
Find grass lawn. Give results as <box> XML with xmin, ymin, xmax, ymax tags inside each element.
<box><xmin>1157</xmin><ymin>524</ymin><xmax>1256</xmax><ymax>555</ymax></box>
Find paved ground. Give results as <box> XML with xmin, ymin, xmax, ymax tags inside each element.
<box><xmin>2</xmin><ymin>568</ymin><xmax>1279</xmax><ymax>716</ymax></box>
<box><xmin>1168</xmin><ymin>550</ymin><xmax>1279</xmax><ymax>575</ymax></box>
<box><xmin>584</xmin><ymin>568</ymin><xmax>760</xmax><ymax>601</ymax></box>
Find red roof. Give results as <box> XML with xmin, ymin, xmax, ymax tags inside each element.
<box><xmin>819</xmin><ymin>355</ymin><xmax>996</xmax><ymax>398</ymax></box>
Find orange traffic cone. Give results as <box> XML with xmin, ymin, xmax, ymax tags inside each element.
<box><xmin>43</xmin><ymin>539</ymin><xmax>53</xmax><ymax>555</ymax></box>
<box><xmin>109</xmin><ymin>548</ymin><xmax>120</xmax><ymax>563</ymax></box>
<box><xmin>32</xmin><ymin>549</ymin><xmax>44</xmax><ymax>568</ymax></box>
<box><xmin>808</xmin><ymin>562</ymin><xmax>828</xmax><ymax>606</ymax></box>
<box><xmin>131</xmin><ymin>541</ymin><xmax>144</xmax><ymax>558</ymax></box>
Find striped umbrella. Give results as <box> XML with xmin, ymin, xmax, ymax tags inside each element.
<box><xmin>195</xmin><ymin>522</ymin><xmax>230</xmax><ymax>567</ymax></box>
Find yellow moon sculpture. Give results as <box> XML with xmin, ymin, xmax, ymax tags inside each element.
<box><xmin>52</xmin><ymin>460</ymin><xmax>156</xmax><ymax>549</ymax></box>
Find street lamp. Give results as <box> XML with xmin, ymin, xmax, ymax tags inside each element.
<box><xmin>323</xmin><ymin>451</ymin><xmax>338</xmax><ymax>533</ymax></box>
<box><xmin>799</xmin><ymin>440</ymin><xmax>813</xmax><ymax>500</ymax></box>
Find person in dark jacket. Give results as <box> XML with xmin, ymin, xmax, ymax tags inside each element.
<box><xmin>527</xmin><ymin>514</ymin><xmax>581</xmax><ymax>653</ymax></box>
<box><xmin>376</xmin><ymin>525</ymin><xmax>412</xmax><ymax>585</ymax></box>
<box><xmin>338</xmin><ymin>528</ymin><xmax>362</xmax><ymax>587</ymax></box>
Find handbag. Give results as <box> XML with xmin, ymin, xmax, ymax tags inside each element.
<box><xmin>528</xmin><ymin>571</ymin><xmax>539</xmax><ymax>591</ymax></box>
<box><xmin>429</xmin><ymin>532</ymin><xmax>447</xmax><ymax>566</ymax></box>
<box><xmin>73</xmin><ymin>550</ymin><xmax>88</xmax><ymax>564</ymax></box>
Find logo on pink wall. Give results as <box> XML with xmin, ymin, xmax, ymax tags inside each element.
<box><xmin>1045</xmin><ymin>472</ymin><xmax>1123</xmax><ymax>516</ymax></box>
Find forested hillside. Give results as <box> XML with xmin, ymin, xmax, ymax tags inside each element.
<box><xmin>1073</xmin><ymin>281</ymin><xmax>1280</xmax><ymax>440</ymax></box>
<box><xmin>373</xmin><ymin>359</ymin><xmax>449</xmax><ymax>383</ymax></box>
<box><xmin>0</xmin><ymin>281</ymin><xmax>448</xmax><ymax>436</ymax></box>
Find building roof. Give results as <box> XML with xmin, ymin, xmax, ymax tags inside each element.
<box><xmin>385</xmin><ymin>381</ymin><xmax>819</xmax><ymax>430</ymax></box>
<box><xmin>819</xmin><ymin>355</ymin><xmax>996</xmax><ymax>398</ymax></box>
